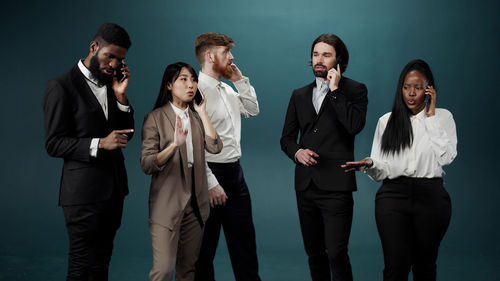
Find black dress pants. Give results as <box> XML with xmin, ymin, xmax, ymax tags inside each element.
<box><xmin>375</xmin><ymin>177</ymin><xmax>451</xmax><ymax>281</ymax></box>
<box><xmin>62</xmin><ymin>192</ymin><xmax>124</xmax><ymax>281</ymax></box>
<box><xmin>296</xmin><ymin>181</ymin><xmax>354</xmax><ymax>281</ymax></box>
<box><xmin>195</xmin><ymin>161</ymin><xmax>261</xmax><ymax>281</ymax></box>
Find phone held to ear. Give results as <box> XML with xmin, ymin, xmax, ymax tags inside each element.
<box><xmin>115</xmin><ymin>63</ymin><xmax>127</xmax><ymax>83</ymax></box>
<box><xmin>424</xmin><ymin>85</ymin><xmax>431</xmax><ymax>112</ymax></box>
<box><xmin>333</xmin><ymin>56</ymin><xmax>342</xmax><ymax>70</ymax></box>
<box><xmin>194</xmin><ymin>90</ymin><xmax>203</xmax><ymax>105</ymax></box>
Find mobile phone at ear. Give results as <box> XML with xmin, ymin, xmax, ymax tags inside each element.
<box><xmin>115</xmin><ymin>63</ymin><xmax>127</xmax><ymax>82</ymax></box>
<box><xmin>424</xmin><ymin>86</ymin><xmax>431</xmax><ymax>112</ymax></box>
<box><xmin>333</xmin><ymin>56</ymin><xmax>342</xmax><ymax>70</ymax></box>
<box><xmin>194</xmin><ymin>89</ymin><xmax>203</xmax><ymax>105</ymax></box>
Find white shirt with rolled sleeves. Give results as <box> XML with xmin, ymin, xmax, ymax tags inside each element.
<box><xmin>77</xmin><ymin>60</ymin><xmax>131</xmax><ymax>158</ymax></box>
<box><xmin>365</xmin><ymin>108</ymin><xmax>457</xmax><ymax>181</ymax></box>
<box><xmin>198</xmin><ymin>71</ymin><xmax>259</xmax><ymax>190</ymax></box>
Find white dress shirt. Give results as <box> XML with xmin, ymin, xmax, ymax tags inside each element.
<box><xmin>198</xmin><ymin>71</ymin><xmax>259</xmax><ymax>189</ymax></box>
<box><xmin>365</xmin><ymin>108</ymin><xmax>457</xmax><ymax>182</ymax></box>
<box><xmin>77</xmin><ymin>60</ymin><xmax>130</xmax><ymax>157</ymax></box>
<box><xmin>312</xmin><ymin>78</ymin><xmax>330</xmax><ymax>113</ymax></box>
<box><xmin>170</xmin><ymin>103</ymin><xmax>194</xmax><ymax>168</ymax></box>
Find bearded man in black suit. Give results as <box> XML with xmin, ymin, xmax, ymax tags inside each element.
<box><xmin>43</xmin><ymin>23</ymin><xmax>134</xmax><ymax>281</ymax></box>
<box><xmin>280</xmin><ymin>33</ymin><xmax>368</xmax><ymax>281</ymax></box>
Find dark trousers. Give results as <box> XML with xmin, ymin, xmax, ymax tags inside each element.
<box><xmin>375</xmin><ymin>177</ymin><xmax>451</xmax><ymax>281</ymax></box>
<box><xmin>195</xmin><ymin>161</ymin><xmax>261</xmax><ymax>281</ymax></box>
<box><xmin>296</xmin><ymin>181</ymin><xmax>354</xmax><ymax>281</ymax></box>
<box><xmin>62</xmin><ymin>192</ymin><xmax>124</xmax><ymax>281</ymax></box>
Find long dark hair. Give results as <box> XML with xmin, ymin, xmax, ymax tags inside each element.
<box><xmin>381</xmin><ymin>59</ymin><xmax>436</xmax><ymax>155</ymax></box>
<box><xmin>153</xmin><ymin>62</ymin><xmax>199</xmax><ymax>110</ymax></box>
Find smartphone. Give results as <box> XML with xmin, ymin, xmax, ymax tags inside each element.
<box><xmin>115</xmin><ymin>63</ymin><xmax>127</xmax><ymax>83</ymax></box>
<box><xmin>194</xmin><ymin>89</ymin><xmax>203</xmax><ymax>105</ymax></box>
<box><xmin>424</xmin><ymin>85</ymin><xmax>431</xmax><ymax>112</ymax></box>
<box><xmin>333</xmin><ymin>56</ymin><xmax>342</xmax><ymax>70</ymax></box>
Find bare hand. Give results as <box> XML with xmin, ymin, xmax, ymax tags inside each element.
<box><xmin>341</xmin><ymin>157</ymin><xmax>373</xmax><ymax>172</ymax></box>
<box><xmin>112</xmin><ymin>61</ymin><xmax>130</xmax><ymax>104</ymax></box>
<box><xmin>424</xmin><ymin>85</ymin><xmax>437</xmax><ymax>117</ymax></box>
<box><xmin>99</xmin><ymin>129</ymin><xmax>134</xmax><ymax>150</ymax></box>
<box><xmin>173</xmin><ymin>115</ymin><xmax>188</xmax><ymax>147</ymax></box>
<box><xmin>327</xmin><ymin>64</ymin><xmax>341</xmax><ymax>91</ymax></box>
<box><xmin>296</xmin><ymin>149</ymin><xmax>319</xmax><ymax>166</ymax></box>
<box><xmin>228</xmin><ymin>63</ymin><xmax>243</xmax><ymax>82</ymax></box>
<box><xmin>209</xmin><ymin>185</ymin><xmax>228</xmax><ymax>208</ymax></box>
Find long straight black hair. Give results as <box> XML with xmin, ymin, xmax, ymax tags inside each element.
<box><xmin>153</xmin><ymin>62</ymin><xmax>200</xmax><ymax>110</ymax></box>
<box><xmin>381</xmin><ymin>59</ymin><xmax>435</xmax><ymax>155</ymax></box>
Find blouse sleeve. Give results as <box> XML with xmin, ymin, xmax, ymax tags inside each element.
<box><xmin>423</xmin><ymin>109</ymin><xmax>457</xmax><ymax>166</ymax></box>
<box><xmin>365</xmin><ymin>116</ymin><xmax>391</xmax><ymax>182</ymax></box>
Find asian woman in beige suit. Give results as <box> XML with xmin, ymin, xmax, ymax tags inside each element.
<box><xmin>141</xmin><ymin>62</ymin><xmax>222</xmax><ymax>281</ymax></box>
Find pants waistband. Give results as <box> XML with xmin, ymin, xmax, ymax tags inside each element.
<box><xmin>383</xmin><ymin>176</ymin><xmax>443</xmax><ymax>186</ymax></box>
<box><xmin>207</xmin><ymin>160</ymin><xmax>240</xmax><ymax>169</ymax></box>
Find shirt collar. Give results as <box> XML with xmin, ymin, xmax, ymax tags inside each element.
<box><xmin>199</xmin><ymin>71</ymin><xmax>222</xmax><ymax>89</ymax></box>
<box><xmin>315</xmin><ymin>78</ymin><xmax>329</xmax><ymax>89</ymax></box>
<box><xmin>411</xmin><ymin>109</ymin><xmax>427</xmax><ymax>121</ymax></box>
<box><xmin>77</xmin><ymin>59</ymin><xmax>101</xmax><ymax>86</ymax></box>
<box><xmin>170</xmin><ymin>102</ymin><xmax>190</xmax><ymax>117</ymax></box>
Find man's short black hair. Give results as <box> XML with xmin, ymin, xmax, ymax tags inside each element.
<box><xmin>93</xmin><ymin>23</ymin><xmax>131</xmax><ymax>49</ymax></box>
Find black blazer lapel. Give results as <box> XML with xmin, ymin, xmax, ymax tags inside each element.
<box><xmin>302</xmin><ymin>81</ymin><xmax>317</xmax><ymax>118</ymax></box>
<box><xmin>70</xmin><ymin>65</ymin><xmax>108</xmax><ymax>123</ymax></box>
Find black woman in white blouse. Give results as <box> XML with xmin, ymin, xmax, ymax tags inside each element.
<box><xmin>342</xmin><ymin>59</ymin><xmax>457</xmax><ymax>281</ymax></box>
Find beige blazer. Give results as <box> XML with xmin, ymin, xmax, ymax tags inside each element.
<box><xmin>140</xmin><ymin>104</ymin><xmax>222</xmax><ymax>230</ymax></box>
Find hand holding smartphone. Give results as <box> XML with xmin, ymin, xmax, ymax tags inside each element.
<box><xmin>424</xmin><ymin>85</ymin><xmax>432</xmax><ymax>112</ymax></box>
<box><xmin>115</xmin><ymin>62</ymin><xmax>127</xmax><ymax>83</ymax></box>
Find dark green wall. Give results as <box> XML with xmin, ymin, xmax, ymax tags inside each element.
<box><xmin>1</xmin><ymin>0</ymin><xmax>499</xmax><ymax>279</ymax></box>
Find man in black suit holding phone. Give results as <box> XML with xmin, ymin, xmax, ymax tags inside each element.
<box><xmin>280</xmin><ymin>34</ymin><xmax>368</xmax><ymax>281</ymax></box>
<box><xmin>43</xmin><ymin>23</ymin><xmax>134</xmax><ymax>280</ymax></box>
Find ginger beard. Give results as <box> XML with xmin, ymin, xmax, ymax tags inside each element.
<box><xmin>213</xmin><ymin>56</ymin><xmax>233</xmax><ymax>80</ymax></box>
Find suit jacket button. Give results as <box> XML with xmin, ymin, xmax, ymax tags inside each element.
<box><xmin>313</xmin><ymin>128</ymin><xmax>318</xmax><ymax>133</ymax></box>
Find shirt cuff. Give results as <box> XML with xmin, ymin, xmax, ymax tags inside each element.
<box><xmin>294</xmin><ymin>149</ymin><xmax>303</xmax><ymax>162</ymax></box>
<box><xmin>233</xmin><ymin>76</ymin><xmax>251</xmax><ymax>92</ymax></box>
<box><xmin>207</xmin><ymin>175</ymin><xmax>219</xmax><ymax>190</ymax></box>
<box><xmin>116</xmin><ymin>101</ymin><xmax>131</xmax><ymax>112</ymax></box>
<box><xmin>90</xmin><ymin>138</ymin><xmax>99</xmax><ymax>157</ymax></box>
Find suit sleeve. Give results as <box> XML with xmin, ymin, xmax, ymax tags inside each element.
<box><xmin>43</xmin><ymin>79</ymin><xmax>92</xmax><ymax>162</ymax></box>
<box><xmin>280</xmin><ymin>92</ymin><xmax>301</xmax><ymax>162</ymax></box>
<box><xmin>140</xmin><ymin>113</ymin><xmax>172</xmax><ymax>175</ymax></box>
<box><xmin>328</xmin><ymin>82</ymin><xmax>368</xmax><ymax>135</ymax></box>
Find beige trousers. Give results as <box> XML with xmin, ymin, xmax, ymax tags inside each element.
<box><xmin>149</xmin><ymin>168</ymin><xmax>203</xmax><ymax>281</ymax></box>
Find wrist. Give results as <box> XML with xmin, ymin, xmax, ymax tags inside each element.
<box><xmin>116</xmin><ymin>94</ymin><xmax>128</xmax><ymax>105</ymax></box>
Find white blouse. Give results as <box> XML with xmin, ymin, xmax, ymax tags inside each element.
<box><xmin>365</xmin><ymin>108</ymin><xmax>457</xmax><ymax>182</ymax></box>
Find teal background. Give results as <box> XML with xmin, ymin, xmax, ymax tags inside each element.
<box><xmin>1</xmin><ymin>0</ymin><xmax>499</xmax><ymax>280</ymax></box>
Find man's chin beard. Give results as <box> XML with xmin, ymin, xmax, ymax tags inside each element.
<box><xmin>89</xmin><ymin>55</ymin><xmax>113</xmax><ymax>87</ymax></box>
<box><xmin>214</xmin><ymin>62</ymin><xmax>233</xmax><ymax>80</ymax></box>
<box><xmin>313</xmin><ymin>69</ymin><xmax>328</xmax><ymax>78</ymax></box>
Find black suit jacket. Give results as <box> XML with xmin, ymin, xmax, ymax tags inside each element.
<box><xmin>43</xmin><ymin>64</ymin><xmax>134</xmax><ymax>206</ymax></box>
<box><xmin>280</xmin><ymin>76</ymin><xmax>368</xmax><ymax>191</ymax></box>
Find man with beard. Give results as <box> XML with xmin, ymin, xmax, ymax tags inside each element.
<box><xmin>193</xmin><ymin>32</ymin><xmax>261</xmax><ymax>281</ymax></box>
<box><xmin>42</xmin><ymin>23</ymin><xmax>134</xmax><ymax>281</ymax></box>
<box><xmin>280</xmin><ymin>34</ymin><xmax>368</xmax><ymax>281</ymax></box>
